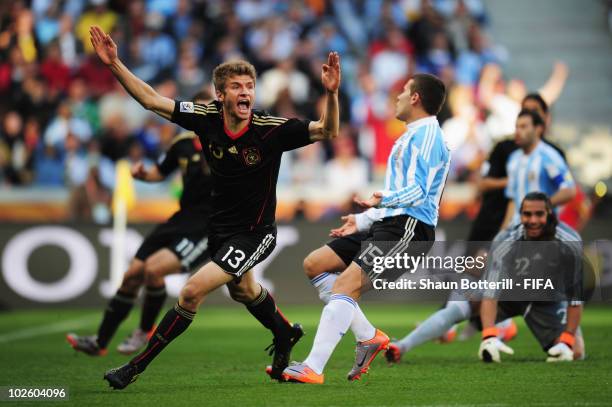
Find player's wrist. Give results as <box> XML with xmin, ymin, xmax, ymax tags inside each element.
<box><xmin>482</xmin><ymin>327</ymin><xmax>499</xmax><ymax>340</ymax></box>
<box><xmin>559</xmin><ymin>331</ymin><xmax>575</xmax><ymax>348</ymax></box>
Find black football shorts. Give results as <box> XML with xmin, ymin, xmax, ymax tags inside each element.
<box><xmin>135</xmin><ymin>208</ymin><xmax>210</xmax><ymax>272</ymax></box>
<box><xmin>326</xmin><ymin>215</ymin><xmax>435</xmax><ymax>282</ymax></box>
<box><xmin>210</xmin><ymin>225</ymin><xmax>276</xmax><ymax>279</ymax></box>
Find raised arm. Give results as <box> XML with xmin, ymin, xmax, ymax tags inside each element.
<box><xmin>89</xmin><ymin>25</ymin><xmax>174</xmax><ymax>120</ymax></box>
<box><xmin>309</xmin><ymin>52</ymin><xmax>340</xmax><ymax>142</ymax></box>
<box><xmin>538</xmin><ymin>61</ymin><xmax>569</xmax><ymax>106</ymax></box>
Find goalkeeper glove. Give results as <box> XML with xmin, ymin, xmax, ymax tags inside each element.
<box><xmin>546</xmin><ymin>332</ymin><xmax>575</xmax><ymax>362</ymax></box>
<box><xmin>478</xmin><ymin>327</ymin><xmax>514</xmax><ymax>363</ymax></box>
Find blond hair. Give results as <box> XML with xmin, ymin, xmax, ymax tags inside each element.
<box><xmin>212</xmin><ymin>60</ymin><xmax>257</xmax><ymax>92</ymax></box>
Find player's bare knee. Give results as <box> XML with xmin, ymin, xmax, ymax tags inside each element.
<box><xmin>228</xmin><ymin>280</ymin><xmax>259</xmax><ymax>303</ymax></box>
<box><xmin>227</xmin><ymin>285</ymin><xmax>247</xmax><ymax>303</ymax></box>
<box><xmin>143</xmin><ymin>259</ymin><xmax>167</xmax><ymax>285</ymax></box>
<box><xmin>121</xmin><ymin>267</ymin><xmax>144</xmax><ymax>293</ymax></box>
<box><xmin>179</xmin><ymin>283</ymin><xmax>202</xmax><ymax>307</ymax></box>
<box><xmin>303</xmin><ymin>251</ymin><xmax>323</xmax><ymax>279</ymax></box>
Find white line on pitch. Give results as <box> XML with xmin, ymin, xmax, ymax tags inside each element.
<box><xmin>0</xmin><ymin>314</ymin><xmax>99</xmax><ymax>344</ymax></box>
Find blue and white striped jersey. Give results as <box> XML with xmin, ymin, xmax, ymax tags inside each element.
<box><xmin>506</xmin><ymin>140</ymin><xmax>574</xmax><ymax>222</ymax></box>
<box><xmin>377</xmin><ymin>116</ymin><xmax>451</xmax><ymax>226</ymax></box>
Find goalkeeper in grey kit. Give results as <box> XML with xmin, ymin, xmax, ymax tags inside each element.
<box><xmin>478</xmin><ymin>192</ymin><xmax>585</xmax><ymax>362</ymax></box>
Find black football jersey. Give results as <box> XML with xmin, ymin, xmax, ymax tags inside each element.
<box><xmin>171</xmin><ymin>100</ymin><xmax>312</xmax><ymax>232</ymax></box>
<box><xmin>156</xmin><ymin>131</ymin><xmax>212</xmax><ymax>211</ymax></box>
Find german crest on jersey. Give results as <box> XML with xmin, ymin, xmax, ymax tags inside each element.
<box><xmin>242</xmin><ymin>147</ymin><xmax>261</xmax><ymax>166</ymax></box>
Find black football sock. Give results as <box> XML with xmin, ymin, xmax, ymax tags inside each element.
<box><xmin>140</xmin><ymin>285</ymin><xmax>167</xmax><ymax>332</ymax></box>
<box><xmin>97</xmin><ymin>290</ymin><xmax>137</xmax><ymax>349</ymax></box>
<box><xmin>130</xmin><ymin>303</ymin><xmax>195</xmax><ymax>373</ymax></box>
<box><xmin>245</xmin><ymin>285</ymin><xmax>292</xmax><ymax>338</ymax></box>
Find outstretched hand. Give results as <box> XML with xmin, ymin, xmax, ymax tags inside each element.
<box><xmin>354</xmin><ymin>192</ymin><xmax>383</xmax><ymax>209</ymax></box>
<box><xmin>89</xmin><ymin>25</ymin><xmax>118</xmax><ymax>66</ymax></box>
<box><xmin>330</xmin><ymin>214</ymin><xmax>357</xmax><ymax>238</ymax></box>
<box><xmin>321</xmin><ymin>51</ymin><xmax>341</xmax><ymax>93</ymax></box>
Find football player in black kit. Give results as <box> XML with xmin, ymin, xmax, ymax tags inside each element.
<box><xmin>67</xmin><ymin>92</ymin><xmax>214</xmax><ymax>357</ymax></box>
<box><xmin>87</xmin><ymin>25</ymin><xmax>341</xmax><ymax>389</ymax></box>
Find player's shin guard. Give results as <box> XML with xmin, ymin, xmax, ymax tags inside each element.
<box><xmin>130</xmin><ymin>303</ymin><xmax>194</xmax><ymax>373</ymax></box>
<box><xmin>140</xmin><ymin>285</ymin><xmax>167</xmax><ymax>332</ymax></box>
<box><xmin>246</xmin><ymin>285</ymin><xmax>292</xmax><ymax>337</ymax></box>
<box><xmin>97</xmin><ymin>291</ymin><xmax>136</xmax><ymax>349</ymax></box>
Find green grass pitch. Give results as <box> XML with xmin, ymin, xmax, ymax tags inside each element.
<box><xmin>1</xmin><ymin>304</ymin><xmax>610</xmax><ymax>406</ymax></box>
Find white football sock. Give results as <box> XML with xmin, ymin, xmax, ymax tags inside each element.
<box><xmin>396</xmin><ymin>300</ymin><xmax>471</xmax><ymax>353</ymax></box>
<box><xmin>303</xmin><ymin>294</ymin><xmax>356</xmax><ymax>374</ymax></box>
<box><xmin>310</xmin><ymin>273</ymin><xmax>376</xmax><ymax>342</ymax></box>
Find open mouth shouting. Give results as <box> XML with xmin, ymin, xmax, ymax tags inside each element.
<box><xmin>236</xmin><ymin>98</ymin><xmax>251</xmax><ymax>117</ymax></box>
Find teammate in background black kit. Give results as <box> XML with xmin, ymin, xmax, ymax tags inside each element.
<box><xmin>87</xmin><ymin>25</ymin><xmax>341</xmax><ymax>389</ymax></box>
<box><xmin>459</xmin><ymin>93</ymin><xmax>568</xmax><ymax>341</ymax></box>
<box><xmin>469</xmin><ymin>93</ymin><xmax>566</xmax><ymax>243</ymax></box>
<box><xmin>67</xmin><ymin>92</ymin><xmax>214</xmax><ymax>357</ymax></box>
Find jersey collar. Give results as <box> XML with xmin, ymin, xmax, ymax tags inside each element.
<box><xmin>406</xmin><ymin>115</ymin><xmax>438</xmax><ymax>131</ymax></box>
<box><xmin>219</xmin><ymin>103</ymin><xmax>252</xmax><ymax>140</ymax></box>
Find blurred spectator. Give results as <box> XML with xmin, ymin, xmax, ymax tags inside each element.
<box><xmin>57</xmin><ymin>13</ymin><xmax>81</xmax><ymax>68</ymax></box>
<box><xmin>75</xmin><ymin>0</ymin><xmax>117</xmax><ymax>54</ymax></box>
<box><xmin>136</xmin><ymin>12</ymin><xmax>176</xmax><ymax>82</ymax></box>
<box><xmin>291</xmin><ymin>143</ymin><xmax>325</xmax><ymax>187</ymax></box>
<box><xmin>33</xmin><ymin>144</ymin><xmax>64</xmax><ymax>186</ymax></box>
<box><xmin>77</xmin><ymin>53</ymin><xmax>117</xmax><ymax>97</ymax></box>
<box><xmin>33</xmin><ymin>0</ymin><xmax>61</xmax><ymax>46</ymax></box>
<box><xmin>67</xmin><ymin>77</ymin><xmax>100</xmax><ymax>135</ymax></box>
<box><xmin>40</xmin><ymin>40</ymin><xmax>71</xmax><ymax>92</ymax></box>
<box><xmin>14</xmin><ymin>8</ymin><xmax>39</xmax><ymax>63</ymax></box>
<box><xmin>176</xmin><ymin>48</ymin><xmax>206</xmax><ymax>99</ymax></box>
<box><xmin>44</xmin><ymin>101</ymin><xmax>92</xmax><ymax>152</ymax></box>
<box><xmin>64</xmin><ymin>132</ymin><xmax>89</xmax><ymax>187</ymax></box>
<box><xmin>455</xmin><ymin>23</ymin><xmax>500</xmax><ymax>85</ymax></box>
<box><xmin>442</xmin><ymin>84</ymin><xmax>488</xmax><ymax>180</ymax></box>
<box><xmin>324</xmin><ymin>127</ymin><xmax>369</xmax><ymax>197</ymax></box>
<box><xmin>417</xmin><ymin>30</ymin><xmax>455</xmax><ymax>76</ymax></box>
<box><xmin>258</xmin><ymin>58</ymin><xmax>309</xmax><ymax>110</ymax></box>
<box><xmin>1</xmin><ymin>111</ymin><xmax>34</xmax><ymax>185</ymax></box>
<box><xmin>3</xmin><ymin>0</ymin><xmax>598</xmax><ymax>225</ymax></box>
<box><xmin>368</xmin><ymin>24</ymin><xmax>415</xmax><ymax>92</ymax></box>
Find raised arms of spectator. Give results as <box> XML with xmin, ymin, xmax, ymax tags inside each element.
<box><xmin>308</xmin><ymin>52</ymin><xmax>340</xmax><ymax>142</ymax></box>
<box><xmin>478</xmin><ymin>61</ymin><xmax>569</xmax><ymax>110</ymax></box>
<box><xmin>89</xmin><ymin>25</ymin><xmax>174</xmax><ymax>120</ymax></box>
<box><xmin>538</xmin><ymin>62</ymin><xmax>569</xmax><ymax>106</ymax></box>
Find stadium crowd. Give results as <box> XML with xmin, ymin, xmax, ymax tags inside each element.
<box><xmin>0</xmin><ymin>0</ymin><xmax>572</xmax><ymax>221</ymax></box>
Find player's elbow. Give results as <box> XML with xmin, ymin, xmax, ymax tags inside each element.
<box><xmin>308</xmin><ymin>120</ymin><xmax>337</xmax><ymax>141</ymax></box>
<box><xmin>322</xmin><ymin>126</ymin><xmax>338</xmax><ymax>140</ymax></box>
<box><xmin>141</xmin><ymin>96</ymin><xmax>157</xmax><ymax>111</ymax></box>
